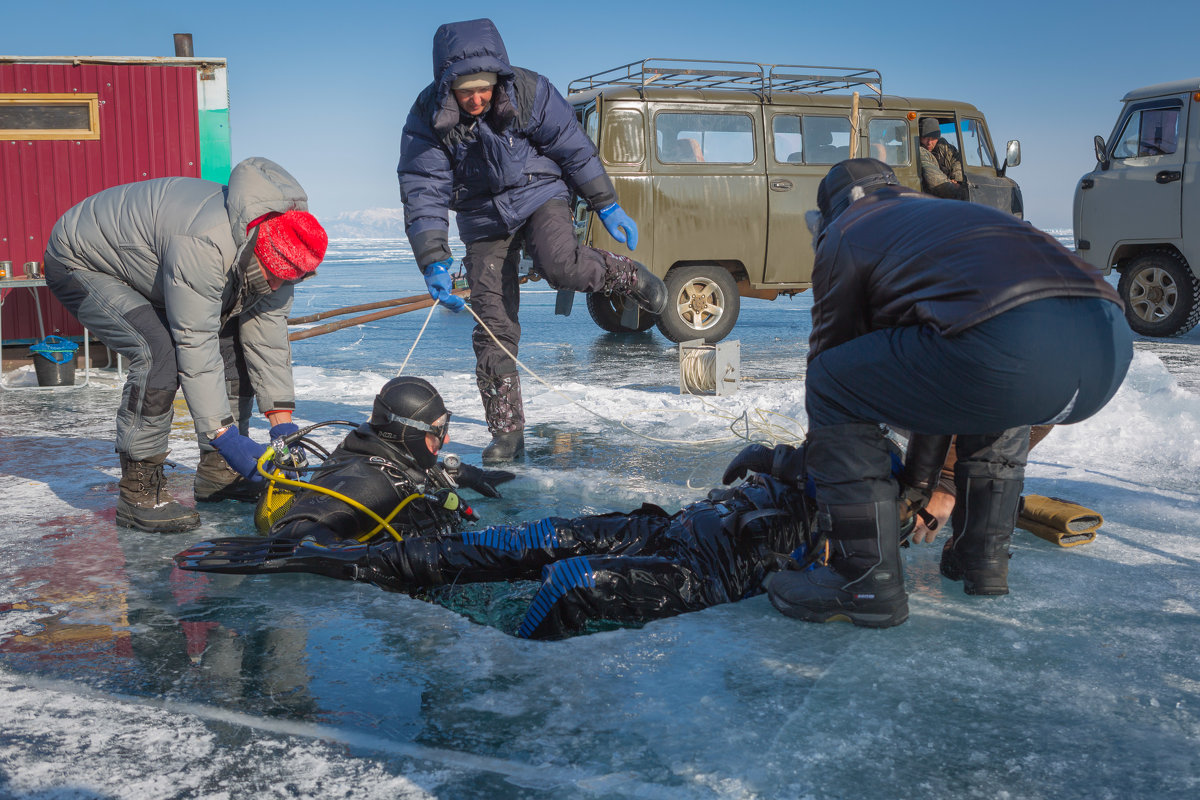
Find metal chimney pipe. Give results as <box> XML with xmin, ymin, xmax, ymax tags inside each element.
<box><xmin>173</xmin><ymin>34</ymin><xmax>194</xmax><ymax>58</ymax></box>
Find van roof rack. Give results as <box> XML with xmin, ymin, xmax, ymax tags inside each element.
<box><xmin>567</xmin><ymin>58</ymin><xmax>883</xmax><ymax>104</ymax></box>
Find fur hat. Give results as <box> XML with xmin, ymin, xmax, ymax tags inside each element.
<box><xmin>253</xmin><ymin>210</ymin><xmax>328</xmax><ymax>281</ymax></box>
<box><xmin>452</xmin><ymin>72</ymin><xmax>498</xmax><ymax>91</ymax></box>
<box><xmin>920</xmin><ymin>118</ymin><xmax>941</xmax><ymax>139</ymax></box>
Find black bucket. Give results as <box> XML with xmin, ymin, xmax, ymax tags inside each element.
<box><xmin>29</xmin><ymin>336</ymin><xmax>79</xmax><ymax>387</ymax></box>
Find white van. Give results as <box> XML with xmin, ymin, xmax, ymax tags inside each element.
<box><xmin>1074</xmin><ymin>78</ymin><xmax>1200</xmax><ymax>336</ymax></box>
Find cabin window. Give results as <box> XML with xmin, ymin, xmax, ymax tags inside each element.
<box><xmin>0</xmin><ymin>94</ymin><xmax>101</xmax><ymax>140</ymax></box>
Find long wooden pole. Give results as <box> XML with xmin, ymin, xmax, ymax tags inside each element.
<box><xmin>849</xmin><ymin>91</ymin><xmax>860</xmax><ymax>159</ymax></box>
<box><xmin>287</xmin><ymin>292</ymin><xmax>430</xmax><ymax>325</ymax></box>
<box><xmin>288</xmin><ymin>289</ymin><xmax>470</xmax><ymax>341</ymax></box>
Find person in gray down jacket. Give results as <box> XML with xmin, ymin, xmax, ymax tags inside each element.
<box><xmin>398</xmin><ymin>18</ymin><xmax>667</xmax><ymax>464</ymax></box>
<box><xmin>43</xmin><ymin>157</ymin><xmax>328</xmax><ymax>533</ymax></box>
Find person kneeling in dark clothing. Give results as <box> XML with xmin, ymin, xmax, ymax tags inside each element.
<box><xmin>762</xmin><ymin>158</ymin><xmax>1133</xmax><ymax>630</ymax></box>
<box><xmin>176</xmin><ymin>443</ymin><xmax>832</xmax><ymax>640</ymax></box>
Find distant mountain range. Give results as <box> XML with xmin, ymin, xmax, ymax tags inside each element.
<box><xmin>323</xmin><ymin>208</ymin><xmax>408</xmax><ymax>239</ymax></box>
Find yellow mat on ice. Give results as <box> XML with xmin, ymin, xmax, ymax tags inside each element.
<box><xmin>1017</xmin><ymin>494</ymin><xmax>1102</xmax><ymax>548</ymax></box>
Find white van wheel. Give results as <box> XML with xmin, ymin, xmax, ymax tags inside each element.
<box><xmin>1118</xmin><ymin>250</ymin><xmax>1200</xmax><ymax>337</ymax></box>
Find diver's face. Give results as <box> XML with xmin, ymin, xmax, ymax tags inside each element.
<box><xmin>425</xmin><ymin>413</ymin><xmax>450</xmax><ymax>456</ymax></box>
<box><xmin>454</xmin><ymin>86</ymin><xmax>493</xmax><ymax>116</ymax></box>
<box><xmin>920</xmin><ymin>134</ymin><xmax>939</xmax><ymax>152</ymax></box>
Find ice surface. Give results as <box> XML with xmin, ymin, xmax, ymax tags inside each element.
<box><xmin>1</xmin><ymin>239</ymin><xmax>1198</xmax><ymax>798</ymax></box>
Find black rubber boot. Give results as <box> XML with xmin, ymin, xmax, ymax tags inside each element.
<box><xmin>940</xmin><ymin>427</ymin><xmax>1029</xmax><ymax>596</ymax></box>
<box><xmin>767</xmin><ymin>498</ymin><xmax>909</xmax><ymax>628</ymax></box>
<box><xmin>602</xmin><ymin>253</ymin><xmax>667</xmax><ymax>316</ymax></box>
<box><xmin>194</xmin><ymin>450</ymin><xmax>263</xmax><ymax>503</ymax></box>
<box><xmin>116</xmin><ymin>453</ymin><xmax>201</xmax><ymax>533</ymax></box>
<box><xmin>940</xmin><ymin>472</ymin><xmax>1024</xmax><ymax>595</ymax></box>
<box><xmin>478</xmin><ymin>372</ymin><xmax>526</xmax><ymax>464</ymax></box>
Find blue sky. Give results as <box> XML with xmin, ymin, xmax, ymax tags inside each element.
<box><xmin>6</xmin><ymin>0</ymin><xmax>1200</xmax><ymax>229</ymax></box>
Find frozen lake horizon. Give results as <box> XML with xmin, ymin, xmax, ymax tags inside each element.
<box><xmin>1</xmin><ymin>235</ymin><xmax>1198</xmax><ymax>799</ymax></box>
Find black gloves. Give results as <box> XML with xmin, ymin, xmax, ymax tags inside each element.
<box><xmin>722</xmin><ymin>444</ymin><xmax>775</xmax><ymax>485</ymax></box>
<box><xmin>453</xmin><ymin>462</ymin><xmax>516</xmax><ymax>499</ymax></box>
<box><xmin>722</xmin><ymin>443</ymin><xmax>806</xmax><ymax>487</ymax></box>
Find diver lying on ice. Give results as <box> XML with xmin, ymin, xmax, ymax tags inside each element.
<box><xmin>174</xmin><ymin>377</ymin><xmax>954</xmax><ymax>639</ymax></box>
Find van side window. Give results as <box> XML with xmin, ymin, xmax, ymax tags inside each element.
<box><xmin>772</xmin><ymin>115</ymin><xmax>804</xmax><ymax>162</ymax></box>
<box><xmin>601</xmin><ymin>109</ymin><xmax>645</xmax><ymax>164</ymax></box>
<box><xmin>655</xmin><ymin>113</ymin><xmax>755</xmax><ymax>164</ymax></box>
<box><xmin>866</xmin><ymin>119</ymin><xmax>909</xmax><ymax>166</ymax></box>
<box><xmin>1112</xmin><ymin>106</ymin><xmax>1181</xmax><ymax>159</ymax></box>
<box><xmin>802</xmin><ymin>116</ymin><xmax>852</xmax><ymax>164</ymax></box>
<box><xmin>960</xmin><ymin>118</ymin><xmax>994</xmax><ymax>168</ymax></box>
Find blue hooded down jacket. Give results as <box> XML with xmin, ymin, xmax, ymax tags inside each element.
<box><xmin>397</xmin><ymin>18</ymin><xmax>616</xmax><ymax>270</ymax></box>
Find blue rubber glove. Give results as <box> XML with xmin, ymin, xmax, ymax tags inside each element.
<box><xmin>597</xmin><ymin>203</ymin><xmax>638</xmax><ymax>251</ymax></box>
<box><xmin>212</xmin><ymin>427</ymin><xmax>269</xmax><ymax>482</ymax></box>
<box><xmin>422</xmin><ymin>259</ymin><xmax>465</xmax><ymax>312</ymax></box>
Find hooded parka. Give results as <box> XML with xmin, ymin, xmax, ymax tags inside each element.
<box><xmin>397</xmin><ymin>18</ymin><xmax>616</xmax><ymax>270</ymax></box>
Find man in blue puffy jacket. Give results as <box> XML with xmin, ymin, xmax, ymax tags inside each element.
<box><xmin>398</xmin><ymin>18</ymin><xmax>667</xmax><ymax>464</ymax></box>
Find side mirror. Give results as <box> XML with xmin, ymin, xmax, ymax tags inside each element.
<box><xmin>1005</xmin><ymin>140</ymin><xmax>1022</xmax><ymax>168</ymax></box>
<box><xmin>1093</xmin><ymin>135</ymin><xmax>1110</xmax><ymax>170</ymax></box>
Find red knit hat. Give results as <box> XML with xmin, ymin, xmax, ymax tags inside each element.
<box><xmin>252</xmin><ymin>210</ymin><xmax>328</xmax><ymax>280</ymax></box>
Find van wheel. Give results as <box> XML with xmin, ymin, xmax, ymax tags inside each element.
<box><xmin>655</xmin><ymin>265</ymin><xmax>740</xmax><ymax>344</ymax></box>
<box><xmin>585</xmin><ymin>293</ymin><xmax>656</xmax><ymax>333</ymax></box>
<box><xmin>1118</xmin><ymin>250</ymin><xmax>1200</xmax><ymax>337</ymax></box>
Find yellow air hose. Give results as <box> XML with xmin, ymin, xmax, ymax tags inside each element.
<box><xmin>254</xmin><ymin>446</ymin><xmax>418</xmax><ymax>542</ymax></box>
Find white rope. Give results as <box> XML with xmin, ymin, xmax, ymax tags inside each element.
<box><xmin>388</xmin><ymin>298</ymin><xmax>808</xmax><ymax>456</ymax></box>
<box><xmin>396</xmin><ymin>302</ymin><xmax>440</xmax><ymax>376</ymax></box>
<box><xmin>680</xmin><ymin>348</ymin><xmax>717</xmax><ymax>393</ymax></box>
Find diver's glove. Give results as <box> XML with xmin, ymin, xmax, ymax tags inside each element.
<box><xmin>422</xmin><ymin>259</ymin><xmax>465</xmax><ymax>311</ymax></box>
<box><xmin>722</xmin><ymin>443</ymin><xmax>806</xmax><ymax>487</ymax></box>
<box><xmin>211</xmin><ymin>428</ymin><xmax>268</xmax><ymax>481</ymax></box>
<box><xmin>452</xmin><ymin>462</ymin><xmax>516</xmax><ymax>499</ymax></box>
<box><xmin>597</xmin><ymin>203</ymin><xmax>638</xmax><ymax>250</ymax></box>
<box><xmin>269</xmin><ymin>422</ymin><xmax>300</xmax><ymax>441</ymax></box>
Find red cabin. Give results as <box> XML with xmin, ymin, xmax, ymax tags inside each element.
<box><xmin>0</xmin><ymin>35</ymin><xmax>230</xmax><ymax>353</ymax></box>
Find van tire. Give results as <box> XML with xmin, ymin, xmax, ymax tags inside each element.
<box><xmin>655</xmin><ymin>265</ymin><xmax>740</xmax><ymax>344</ymax></box>
<box><xmin>585</xmin><ymin>293</ymin><xmax>657</xmax><ymax>333</ymax></box>
<box><xmin>1117</xmin><ymin>250</ymin><xmax>1200</xmax><ymax>337</ymax></box>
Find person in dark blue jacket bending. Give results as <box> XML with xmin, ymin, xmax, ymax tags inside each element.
<box><xmin>398</xmin><ymin>18</ymin><xmax>667</xmax><ymax>464</ymax></box>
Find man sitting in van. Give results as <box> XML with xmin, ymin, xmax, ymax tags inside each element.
<box><xmin>918</xmin><ymin>118</ymin><xmax>967</xmax><ymax>199</ymax></box>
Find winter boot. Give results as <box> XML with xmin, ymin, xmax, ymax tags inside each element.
<box><xmin>940</xmin><ymin>471</ymin><xmax>1024</xmax><ymax>595</ymax></box>
<box><xmin>478</xmin><ymin>372</ymin><xmax>525</xmax><ymax>464</ymax></box>
<box><xmin>766</xmin><ymin>423</ymin><xmax>908</xmax><ymax>627</ymax></box>
<box><xmin>939</xmin><ymin>428</ymin><xmax>1029</xmax><ymax>595</ymax></box>
<box><xmin>194</xmin><ymin>449</ymin><xmax>263</xmax><ymax>503</ymax></box>
<box><xmin>601</xmin><ymin>253</ymin><xmax>668</xmax><ymax>316</ymax></box>
<box><xmin>767</xmin><ymin>498</ymin><xmax>909</xmax><ymax>628</ymax></box>
<box><xmin>116</xmin><ymin>453</ymin><xmax>201</xmax><ymax>533</ymax></box>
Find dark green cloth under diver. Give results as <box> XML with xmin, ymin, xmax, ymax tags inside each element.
<box><xmin>175</xmin><ymin>380</ymin><xmax>856</xmax><ymax>639</ymax></box>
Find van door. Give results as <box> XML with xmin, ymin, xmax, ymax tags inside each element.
<box><xmin>958</xmin><ymin>115</ymin><xmax>1023</xmax><ymax>217</ymax></box>
<box><xmin>763</xmin><ymin>111</ymin><xmax>849</xmax><ymax>285</ymax></box>
<box><xmin>649</xmin><ymin>106</ymin><xmax>766</xmax><ymax>279</ymax></box>
<box><xmin>1080</xmin><ymin>97</ymin><xmax>1186</xmax><ymax>258</ymax></box>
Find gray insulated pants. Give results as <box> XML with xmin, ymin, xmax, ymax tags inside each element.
<box><xmin>43</xmin><ymin>255</ymin><xmax>252</xmax><ymax>460</ymax></box>
<box><xmin>465</xmin><ymin>197</ymin><xmax>615</xmax><ymax>379</ymax></box>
